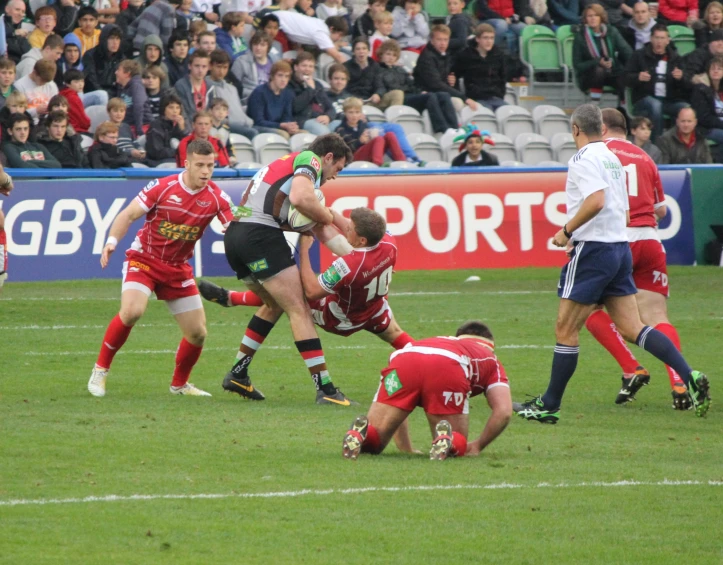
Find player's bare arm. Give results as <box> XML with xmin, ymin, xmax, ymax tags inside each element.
<box><xmin>329</xmin><ymin>208</ymin><xmax>351</xmax><ymax>233</ymax></box>
<box><xmin>311</xmin><ymin>223</ymin><xmax>354</xmax><ymax>256</ymax></box>
<box><xmin>289</xmin><ymin>175</ymin><xmax>334</xmax><ymax>225</ymax></box>
<box><xmin>466</xmin><ymin>385</ymin><xmax>512</xmax><ymax>456</ymax></box>
<box><xmin>0</xmin><ymin>164</ymin><xmax>13</xmax><ymax>196</ymax></box>
<box><xmin>654</xmin><ymin>205</ymin><xmax>667</xmax><ymax>219</ymax></box>
<box><xmin>297</xmin><ymin>234</ymin><xmax>332</xmax><ymax>302</ymax></box>
<box><xmin>553</xmin><ymin>190</ymin><xmax>605</xmax><ymax>247</ymax></box>
<box><xmin>100</xmin><ymin>200</ymin><xmax>147</xmax><ymax>268</ymax></box>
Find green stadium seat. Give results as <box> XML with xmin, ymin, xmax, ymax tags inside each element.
<box><xmin>425</xmin><ymin>0</ymin><xmax>448</xmax><ymax>17</ymax></box>
<box><xmin>520</xmin><ymin>25</ymin><xmax>570</xmax><ymax>103</ymax></box>
<box><xmin>668</xmin><ymin>25</ymin><xmax>697</xmax><ymax>56</ymax></box>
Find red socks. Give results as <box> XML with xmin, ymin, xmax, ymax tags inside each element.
<box><xmin>585</xmin><ymin>310</ymin><xmax>640</xmax><ymax>373</ymax></box>
<box><xmin>229</xmin><ymin>291</ymin><xmax>264</xmax><ymax>307</ymax></box>
<box><xmin>96</xmin><ymin>314</ymin><xmax>133</xmax><ymax>369</ymax></box>
<box><xmin>361</xmin><ymin>424</ymin><xmax>382</xmax><ymax>454</ymax></box>
<box><xmin>171</xmin><ymin>338</ymin><xmax>203</xmax><ymax>387</ymax></box>
<box><xmin>391</xmin><ymin>332</ymin><xmax>414</xmax><ymax>350</ymax></box>
<box><xmin>655</xmin><ymin>323</ymin><xmax>685</xmax><ymax>387</ymax></box>
<box><xmin>451</xmin><ymin>432</ymin><xmax>467</xmax><ymax>457</ymax></box>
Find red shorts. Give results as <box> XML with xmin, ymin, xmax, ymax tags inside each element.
<box><xmin>122</xmin><ymin>251</ymin><xmax>198</xmax><ymax>301</ymax></box>
<box><xmin>630</xmin><ymin>239</ymin><xmax>669</xmax><ymax>297</ymax></box>
<box><xmin>373</xmin><ymin>350</ymin><xmax>470</xmax><ymax>416</ymax></box>
<box><xmin>309</xmin><ymin>296</ymin><xmax>392</xmax><ymax>337</ymax></box>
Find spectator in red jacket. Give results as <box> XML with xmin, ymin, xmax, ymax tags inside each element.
<box><xmin>58</xmin><ymin>68</ymin><xmax>90</xmax><ymax>133</ymax></box>
<box><xmin>176</xmin><ymin>110</ymin><xmax>230</xmax><ymax>167</ymax></box>
<box><xmin>658</xmin><ymin>0</ymin><xmax>698</xmax><ymax>25</ymax></box>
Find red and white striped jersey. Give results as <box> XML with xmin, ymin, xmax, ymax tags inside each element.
<box><xmin>398</xmin><ymin>335</ymin><xmax>509</xmax><ymax>397</ymax></box>
<box><xmin>604</xmin><ymin>138</ymin><xmax>665</xmax><ymax>229</ymax></box>
<box><xmin>131</xmin><ymin>173</ymin><xmax>234</xmax><ymax>264</ymax></box>
<box><xmin>317</xmin><ymin>232</ymin><xmax>398</xmax><ymax>322</ymax></box>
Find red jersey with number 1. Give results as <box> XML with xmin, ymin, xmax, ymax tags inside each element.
<box><xmin>604</xmin><ymin>138</ymin><xmax>664</xmax><ymax>228</ymax></box>
<box><xmin>132</xmin><ymin>173</ymin><xmax>235</xmax><ymax>264</ymax></box>
<box><xmin>317</xmin><ymin>232</ymin><xmax>397</xmax><ymax>322</ymax></box>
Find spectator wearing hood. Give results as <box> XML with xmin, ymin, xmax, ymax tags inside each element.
<box><xmin>3</xmin><ymin>0</ymin><xmax>31</xmax><ymax>64</ymax></box>
<box><xmin>127</xmin><ymin>0</ymin><xmax>181</xmax><ymax>53</ymax></box>
<box><xmin>207</xmin><ymin>49</ymin><xmax>257</xmax><ymax>137</ymax></box>
<box><xmin>55</xmin><ymin>33</ymin><xmax>83</xmax><ymax>88</ymax></box>
<box><xmin>82</xmin><ymin>24</ymin><xmax>124</xmax><ymax>95</ymax></box>
<box><xmin>17</xmin><ymin>33</ymin><xmax>64</xmax><ymax>79</ymax></box>
<box><xmin>37</xmin><ymin>109</ymin><xmax>89</xmax><ymax>168</ymax></box>
<box><xmin>72</xmin><ymin>7</ymin><xmax>101</xmax><ymax>56</ymax></box>
<box><xmin>115</xmin><ymin>59</ymin><xmax>153</xmax><ymax>134</ymax></box>
<box><xmin>135</xmin><ymin>34</ymin><xmax>171</xmax><ymax>89</ymax></box>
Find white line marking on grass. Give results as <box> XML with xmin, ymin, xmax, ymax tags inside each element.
<box><xmin>2</xmin><ymin>480</ymin><xmax>721</xmax><ymax>507</ymax></box>
<box><xmin>390</xmin><ymin>290</ymin><xmax>553</xmax><ymax>297</ymax></box>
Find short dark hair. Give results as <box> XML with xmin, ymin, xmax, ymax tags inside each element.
<box><xmin>259</xmin><ymin>13</ymin><xmax>280</xmax><ymax>28</ymax></box>
<box><xmin>222</xmin><ymin>11</ymin><xmax>244</xmax><ymax>30</ymax></box>
<box><xmin>350</xmin><ymin>207</ymin><xmax>386</xmax><ymax>246</ymax></box>
<box><xmin>328</xmin><ymin>62</ymin><xmax>349</xmax><ymax>80</ymax></box>
<box><xmin>651</xmin><ymin>22</ymin><xmax>669</xmax><ymax>35</ymax></box>
<box><xmin>309</xmin><ymin>133</ymin><xmax>353</xmax><ymax>166</ymax></box>
<box><xmin>0</xmin><ymin>57</ymin><xmax>15</xmax><ymax>71</ymax></box>
<box><xmin>9</xmin><ymin>113</ymin><xmax>31</xmax><ymax>129</ymax></box>
<box><xmin>210</xmin><ymin>48</ymin><xmax>231</xmax><ymax>65</ymax></box>
<box><xmin>160</xmin><ymin>93</ymin><xmax>183</xmax><ymax>115</ymax></box>
<box><xmin>48</xmin><ymin>94</ymin><xmax>69</xmax><ymax>110</ymax></box>
<box><xmin>187</xmin><ymin>139</ymin><xmax>215</xmax><ymax>157</ymax></box>
<box><xmin>352</xmin><ymin>36</ymin><xmax>369</xmax><ymax>50</ymax></box>
<box><xmin>46</xmin><ymin>109</ymin><xmax>68</xmax><ymax>126</ymax></box>
<box><xmin>601</xmin><ymin>108</ymin><xmax>627</xmax><ymax>134</ymax></box>
<box><xmin>250</xmin><ymin>31</ymin><xmax>272</xmax><ymax>48</ymax></box>
<box><xmin>326</xmin><ymin>16</ymin><xmax>348</xmax><ymax>34</ymax></box>
<box><xmin>455</xmin><ymin>321</ymin><xmax>494</xmax><ymax>341</ymax></box>
<box><xmin>106</xmin><ymin>27</ymin><xmax>122</xmax><ymax>41</ymax></box>
<box><xmin>63</xmin><ymin>68</ymin><xmax>84</xmax><ymax>84</ymax></box>
<box><xmin>189</xmin><ymin>49</ymin><xmax>210</xmax><ymax>64</ymax></box>
<box><xmin>77</xmin><ymin>6</ymin><xmax>99</xmax><ymax>20</ymax></box>
<box><xmin>168</xmin><ymin>31</ymin><xmax>189</xmax><ymax>52</ymax></box>
<box><xmin>42</xmin><ymin>34</ymin><xmax>64</xmax><ymax>51</ymax></box>
<box><xmin>294</xmin><ymin>51</ymin><xmax>316</xmax><ymax>67</ymax></box>
<box><xmin>630</xmin><ymin>115</ymin><xmax>652</xmax><ymax>130</ymax></box>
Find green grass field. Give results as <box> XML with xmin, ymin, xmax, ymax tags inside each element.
<box><xmin>1</xmin><ymin>267</ymin><xmax>722</xmax><ymax>564</ymax></box>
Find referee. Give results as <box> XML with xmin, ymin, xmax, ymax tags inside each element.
<box><xmin>513</xmin><ymin>104</ymin><xmax>711</xmax><ymax>423</ymax></box>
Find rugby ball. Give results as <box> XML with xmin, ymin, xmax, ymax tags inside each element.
<box><xmin>288</xmin><ymin>189</ymin><xmax>325</xmax><ymax>232</ymax></box>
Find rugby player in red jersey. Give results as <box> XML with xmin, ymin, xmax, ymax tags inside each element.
<box><xmin>341</xmin><ymin>321</ymin><xmax>512</xmax><ymax>460</ymax></box>
<box><xmin>586</xmin><ymin>108</ymin><xmax>692</xmax><ymax>409</ymax></box>
<box><xmin>87</xmin><ymin>140</ymin><xmax>235</xmax><ymax>397</ymax></box>
<box><xmin>0</xmin><ymin>163</ymin><xmax>13</xmax><ymax>290</ymax></box>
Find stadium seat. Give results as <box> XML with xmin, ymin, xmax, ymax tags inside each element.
<box><xmin>80</xmin><ymin>135</ymin><xmax>93</xmax><ymax>150</ymax></box>
<box><xmin>363</xmin><ymin>105</ymin><xmax>386</xmax><ymax>122</ymax></box>
<box><xmin>399</xmin><ymin>50</ymin><xmax>419</xmax><ymax>73</ymax></box>
<box><xmin>282</xmin><ymin>50</ymin><xmax>297</xmax><ymax>60</ymax></box>
<box><xmin>504</xmin><ymin>85</ymin><xmax>518</xmax><ymax>106</ymax></box>
<box><xmin>235</xmin><ymin>161</ymin><xmax>263</xmax><ymax>169</ymax></box>
<box><xmin>537</xmin><ymin>160</ymin><xmax>566</xmax><ymax>166</ymax></box>
<box><xmin>385</xmin><ymin>105</ymin><xmax>426</xmax><ymax>135</ymax></box>
<box><xmin>438</xmin><ymin>128</ymin><xmax>462</xmax><ymax>160</ymax></box>
<box><xmin>424</xmin><ymin>160</ymin><xmax>450</xmax><ymax>168</ymax></box>
<box><xmin>532</xmin><ymin>105</ymin><xmax>570</xmax><ymax>138</ymax></box>
<box><xmin>86</xmin><ymin>106</ymin><xmax>109</xmax><ymax>134</ymax></box>
<box><xmin>317</xmin><ymin>52</ymin><xmax>348</xmax><ymax>80</ymax></box>
<box><xmin>500</xmin><ymin>160</ymin><xmax>526</xmax><ymax>167</ymax></box>
<box><xmin>290</xmin><ymin>132</ymin><xmax>317</xmax><ymax>153</ymax></box>
<box><xmin>229</xmin><ymin>133</ymin><xmax>255</xmax><ymax>163</ymax></box>
<box><xmin>551</xmin><ymin>132</ymin><xmax>577</xmax><ymax>163</ymax></box>
<box><xmin>406</xmin><ymin>132</ymin><xmax>444</xmax><ymax>162</ymax></box>
<box><xmin>519</xmin><ymin>25</ymin><xmax>569</xmax><ymax>102</ymax></box>
<box><xmin>515</xmin><ymin>133</ymin><xmax>554</xmax><ymax>165</ymax></box>
<box><xmin>487</xmin><ymin>132</ymin><xmax>517</xmax><ymax>162</ymax></box>
<box><xmin>668</xmin><ymin>25</ymin><xmax>696</xmax><ymax>56</ymax></box>
<box><xmin>495</xmin><ymin>105</ymin><xmax>535</xmax><ymax>140</ymax></box>
<box><xmin>131</xmin><ymin>162</ymin><xmax>149</xmax><ymax>168</ymax></box>
<box><xmin>460</xmin><ymin>105</ymin><xmax>498</xmax><ymax>133</ymax></box>
<box><xmin>345</xmin><ymin>161</ymin><xmax>379</xmax><ymax>169</ymax></box>
<box><xmin>388</xmin><ymin>160</ymin><xmax>418</xmax><ymax>169</ymax></box>
<box><xmin>157</xmin><ymin>162</ymin><xmax>179</xmax><ymax>168</ymax></box>
<box><xmin>556</xmin><ymin>25</ymin><xmax>576</xmax><ymax>92</ymax></box>
<box><xmin>253</xmin><ymin>133</ymin><xmax>291</xmax><ymax>164</ymax></box>
<box><xmin>29</xmin><ymin>0</ymin><xmax>46</xmax><ymax>13</ymax></box>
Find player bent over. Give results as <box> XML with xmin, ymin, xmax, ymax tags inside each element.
<box><xmin>220</xmin><ymin>134</ymin><xmax>358</xmax><ymax>405</ymax></box>
<box><xmin>0</xmin><ymin>163</ymin><xmax>14</xmax><ymax>290</ymax></box>
<box><xmin>87</xmin><ymin>140</ymin><xmax>235</xmax><ymax>397</ymax></box>
<box><xmin>200</xmin><ymin>207</ymin><xmax>414</xmax><ymax>349</ymax></box>
<box><xmin>586</xmin><ymin>109</ymin><xmax>690</xmax><ymax>410</ymax></box>
<box><xmin>342</xmin><ymin>321</ymin><xmax>512</xmax><ymax>460</ymax></box>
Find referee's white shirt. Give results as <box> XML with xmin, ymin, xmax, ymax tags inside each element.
<box><xmin>565</xmin><ymin>141</ymin><xmax>629</xmax><ymax>243</ymax></box>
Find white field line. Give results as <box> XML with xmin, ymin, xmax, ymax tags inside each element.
<box><xmin>20</xmin><ymin>344</ymin><xmax>553</xmax><ymax>357</ymax></box>
<box><xmin>2</xmin><ymin>480</ymin><xmax>721</xmax><ymax>508</ymax></box>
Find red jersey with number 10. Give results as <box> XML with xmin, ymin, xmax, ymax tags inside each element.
<box><xmin>132</xmin><ymin>173</ymin><xmax>234</xmax><ymax>264</ymax></box>
<box><xmin>604</xmin><ymin>138</ymin><xmax>664</xmax><ymax>228</ymax></box>
<box><xmin>317</xmin><ymin>232</ymin><xmax>398</xmax><ymax>322</ymax></box>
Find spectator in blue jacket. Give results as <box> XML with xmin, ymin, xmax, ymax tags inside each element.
<box><xmin>215</xmin><ymin>12</ymin><xmax>248</xmax><ymax>61</ymax></box>
<box><xmin>548</xmin><ymin>0</ymin><xmax>580</xmax><ymax>25</ymax></box>
<box><xmin>247</xmin><ymin>60</ymin><xmax>300</xmax><ymax>139</ymax></box>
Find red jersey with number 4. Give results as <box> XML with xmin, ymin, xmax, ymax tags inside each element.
<box><xmin>604</xmin><ymin>138</ymin><xmax>664</xmax><ymax>228</ymax></box>
<box><xmin>132</xmin><ymin>173</ymin><xmax>234</xmax><ymax>264</ymax></box>
<box><xmin>317</xmin><ymin>232</ymin><xmax>397</xmax><ymax>321</ymax></box>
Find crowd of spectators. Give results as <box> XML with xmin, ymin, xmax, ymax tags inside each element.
<box><xmin>0</xmin><ymin>0</ymin><xmax>719</xmax><ymax>169</ymax></box>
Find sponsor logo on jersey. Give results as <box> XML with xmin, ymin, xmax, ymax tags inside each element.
<box><xmin>158</xmin><ymin>221</ymin><xmax>202</xmax><ymax>241</ymax></box>
<box><xmin>196</xmin><ymin>200</ymin><xmax>211</xmax><ymax>207</ymax></box>
<box><xmin>384</xmin><ymin>370</ymin><xmax>403</xmax><ymax>396</ymax></box>
<box><xmin>247</xmin><ymin>258</ymin><xmax>268</xmax><ymax>272</ymax></box>
<box><xmin>139</xmin><ymin>192</ymin><xmax>148</xmax><ymax>202</ymax></box>
<box><xmin>181</xmin><ymin>278</ymin><xmax>196</xmax><ymax>288</ymax></box>
<box><xmin>167</xmin><ymin>195</ymin><xmax>183</xmax><ymax>204</ymax></box>
<box><xmin>310</xmin><ymin>157</ymin><xmax>321</xmax><ymax>170</ymax></box>
<box><xmin>129</xmin><ymin>260</ymin><xmax>150</xmax><ymax>272</ymax></box>
<box><xmin>144</xmin><ymin>179</ymin><xmax>159</xmax><ymax>192</ymax></box>
<box><xmin>321</xmin><ymin>259</ymin><xmax>349</xmax><ymax>288</ymax></box>
<box><xmin>362</xmin><ymin>256</ymin><xmax>391</xmax><ymax>278</ymax></box>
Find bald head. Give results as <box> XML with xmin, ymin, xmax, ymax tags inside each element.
<box><xmin>5</xmin><ymin>0</ymin><xmax>26</xmax><ymax>22</ymax></box>
<box><xmin>676</xmin><ymin>107</ymin><xmax>697</xmax><ymax>135</ymax></box>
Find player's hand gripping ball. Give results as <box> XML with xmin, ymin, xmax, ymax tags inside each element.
<box><xmin>288</xmin><ymin>188</ymin><xmax>325</xmax><ymax>232</ymax></box>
